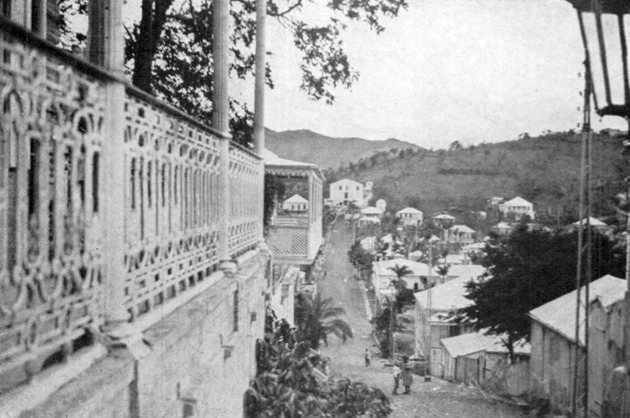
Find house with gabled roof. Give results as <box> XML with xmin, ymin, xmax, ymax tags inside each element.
<box><xmin>282</xmin><ymin>194</ymin><xmax>309</xmax><ymax>212</ymax></box>
<box><xmin>502</xmin><ymin>196</ymin><xmax>535</xmax><ymax>220</ymax></box>
<box><xmin>396</xmin><ymin>207</ymin><xmax>424</xmax><ymax>226</ymax></box>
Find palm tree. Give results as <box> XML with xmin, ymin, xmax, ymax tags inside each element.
<box><xmin>295</xmin><ymin>293</ymin><xmax>353</xmax><ymax>350</ymax></box>
<box><xmin>436</xmin><ymin>263</ymin><xmax>450</xmax><ymax>285</ymax></box>
<box><xmin>387</xmin><ymin>264</ymin><xmax>412</xmax><ymax>309</ymax></box>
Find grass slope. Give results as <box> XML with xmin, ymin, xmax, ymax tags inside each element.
<box><xmin>329</xmin><ymin>132</ymin><xmax>629</xmax><ymax>222</ymax></box>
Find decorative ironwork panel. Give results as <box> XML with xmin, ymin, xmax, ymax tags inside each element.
<box><xmin>123</xmin><ymin>93</ymin><xmax>221</xmax><ymax>321</ymax></box>
<box><xmin>228</xmin><ymin>144</ymin><xmax>262</xmax><ymax>257</ymax></box>
<box><xmin>0</xmin><ymin>33</ymin><xmax>105</xmax><ymax>387</ymax></box>
<box><xmin>266</xmin><ymin>226</ymin><xmax>309</xmax><ymax>257</ymax></box>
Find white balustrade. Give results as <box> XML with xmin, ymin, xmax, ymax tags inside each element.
<box><xmin>0</xmin><ymin>26</ymin><xmax>106</xmax><ymax>388</ymax></box>
<box><xmin>0</xmin><ymin>18</ymin><xmax>265</xmax><ymax>390</ymax></box>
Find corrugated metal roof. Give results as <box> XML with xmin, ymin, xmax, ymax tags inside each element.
<box><xmin>504</xmin><ymin>196</ymin><xmax>532</xmax><ymax>207</ymax></box>
<box><xmin>283</xmin><ymin>194</ymin><xmax>308</xmax><ymax>203</ymax></box>
<box><xmin>442</xmin><ymin>332</ymin><xmax>530</xmax><ymax>358</ymax></box>
<box><xmin>373</xmin><ymin>259</ymin><xmax>430</xmax><ymax>277</ymax></box>
<box><xmin>450</xmin><ymin>225</ymin><xmax>475</xmax><ymax>233</ymax></box>
<box><xmin>414</xmin><ymin>274</ymin><xmax>478</xmax><ymax>311</ymax></box>
<box><xmin>434</xmin><ymin>264</ymin><xmax>485</xmax><ymax>280</ymax></box>
<box><xmin>396</xmin><ymin>207</ymin><xmax>423</xmax><ymax>214</ymax></box>
<box><xmin>529</xmin><ymin>275</ymin><xmax>625</xmax><ymax>346</ymax></box>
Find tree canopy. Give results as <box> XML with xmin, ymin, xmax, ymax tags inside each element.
<box><xmin>59</xmin><ymin>0</ymin><xmax>408</xmax><ymax>146</ymax></box>
<box><xmin>456</xmin><ymin>224</ymin><xmax>625</xmax><ymax>359</ymax></box>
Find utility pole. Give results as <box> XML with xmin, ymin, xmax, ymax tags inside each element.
<box><xmin>424</xmin><ymin>243</ymin><xmax>433</xmax><ymax>381</ymax></box>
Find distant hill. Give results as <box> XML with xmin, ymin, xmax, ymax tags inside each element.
<box><xmin>265</xmin><ymin>128</ymin><xmax>422</xmax><ymax>169</ymax></box>
<box><xmin>325</xmin><ymin>131</ymin><xmax>630</xmax><ymax>228</ymax></box>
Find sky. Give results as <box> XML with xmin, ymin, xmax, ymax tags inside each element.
<box><xmin>233</xmin><ymin>0</ymin><xmax>628</xmax><ymax>149</ymax></box>
<box><xmin>109</xmin><ymin>0</ymin><xmax>628</xmax><ymax>149</ymax></box>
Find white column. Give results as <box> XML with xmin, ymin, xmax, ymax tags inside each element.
<box><xmin>213</xmin><ymin>0</ymin><xmax>236</xmax><ymax>273</ymax></box>
<box><xmin>253</xmin><ymin>0</ymin><xmax>266</xmax><ymax>156</ymax></box>
<box><xmin>89</xmin><ymin>0</ymin><xmax>131</xmax><ymax>337</ymax></box>
<box><xmin>254</xmin><ymin>0</ymin><xmax>268</xmax><ymax>249</ymax></box>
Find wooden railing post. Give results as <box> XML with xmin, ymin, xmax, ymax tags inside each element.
<box><xmin>89</xmin><ymin>0</ymin><xmax>131</xmax><ymax>337</ymax></box>
<box><xmin>212</xmin><ymin>0</ymin><xmax>236</xmax><ymax>274</ymax></box>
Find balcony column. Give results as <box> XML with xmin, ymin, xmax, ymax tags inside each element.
<box><xmin>88</xmin><ymin>0</ymin><xmax>131</xmax><ymax>338</ymax></box>
<box><xmin>213</xmin><ymin>0</ymin><xmax>236</xmax><ymax>274</ymax></box>
<box><xmin>254</xmin><ymin>0</ymin><xmax>268</xmax><ymax>249</ymax></box>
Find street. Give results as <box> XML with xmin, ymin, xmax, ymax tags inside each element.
<box><xmin>318</xmin><ymin>220</ymin><xmax>526</xmax><ymax>418</ymax></box>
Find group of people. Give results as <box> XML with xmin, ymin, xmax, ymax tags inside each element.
<box><xmin>364</xmin><ymin>349</ymin><xmax>414</xmax><ymax>395</ymax></box>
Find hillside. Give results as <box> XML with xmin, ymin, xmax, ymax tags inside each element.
<box><xmin>265</xmin><ymin>128</ymin><xmax>421</xmax><ymax>169</ymax></box>
<box><xmin>326</xmin><ymin>131</ymin><xmax>629</xmax><ymax>226</ymax></box>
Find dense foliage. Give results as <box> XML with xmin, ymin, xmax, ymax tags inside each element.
<box><xmin>347</xmin><ymin>240</ymin><xmax>374</xmax><ymax>280</ymax></box>
<box><xmin>295</xmin><ymin>293</ymin><xmax>353</xmax><ymax>350</ymax></box>
<box><xmin>456</xmin><ymin>224</ymin><xmax>625</xmax><ymax>359</ymax></box>
<box><xmin>246</xmin><ymin>311</ymin><xmax>391</xmax><ymax>417</ymax></box>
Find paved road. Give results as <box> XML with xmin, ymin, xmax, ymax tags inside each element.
<box><xmin>318</xmin><ymin>220</ymin><xmax>526</xmax><ymax>418</ymax></box>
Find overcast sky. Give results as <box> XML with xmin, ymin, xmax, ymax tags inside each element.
<box><xmin>232</xmin><ymin>0</ymin><xmax>627</xmax><ymax>149</ymax></box>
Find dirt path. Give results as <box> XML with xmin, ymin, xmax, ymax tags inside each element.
<box><xmin>318</xmin><ymin>220</ymin><xmax>526</xmax><ymax>418</ymax></box>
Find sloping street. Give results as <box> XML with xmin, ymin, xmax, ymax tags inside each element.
<box><xmin>318</xmin><ymin>220</ymin><xmax>526</xmax><ymax>418</ymax></box>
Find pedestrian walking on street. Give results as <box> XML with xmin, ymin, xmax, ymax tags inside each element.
<box><xmin>392</xmin><ymin>363</ymin><xmax>401</xmax><ymax>395</ymax></box>
<box><xmin>364</xmin><ymin>349</ymin><xmax>371</xmax><ymax>367</ymax></box>
<box><xmin>401</xmin><ymin>364</ymin><xmax>414</xmax><ymax>394</ymax></box>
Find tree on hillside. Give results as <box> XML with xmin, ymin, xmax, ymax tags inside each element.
<box><xmin>449</xmin><ymin>141</ymin><xmax>463</xmax><ymax>151</ymax></box>
<box><xmin>295</xmin><ymin>293</ymin><xmax>353</xmax><ymax>350</ymax></box>
<box><xmin>456</xmin><ymin>225</ymin><xmax>625</xmax><ymax>360</ymax></box>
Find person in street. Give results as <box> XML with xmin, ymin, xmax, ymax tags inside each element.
<box><xmin>401</xmin><ymin>363</ymin><xmax>414</xmax><ymax>394</ymax></box>
<box><xmin>364</xmin><ymin>348</ymin><xmax>371</xmax><ymax>367</ymax></box>
<box><xmin>392</xmin><ymin>362</ymin><xmax>401</xmax><ymax>395</ymax></box>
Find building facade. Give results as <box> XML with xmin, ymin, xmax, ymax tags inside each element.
<box><xmin>329</xmin><ymin>178</ymin><xmax>366</xmax><ymax>207</ymax></box>
<box><xmin>502</xmin><ymin>196</ymin><xmax>535</xmax><ymax>220</ymax></box>
<box><xmin>396</xmin><ymin>207</ymin><xmax>424</xmax><ymax>226</ymax></box>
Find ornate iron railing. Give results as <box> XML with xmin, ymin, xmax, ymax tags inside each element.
<box><xmin>0</xmin><ymin>25</ymin><xmax>106</xmax><ymax>390</ymax></box>
<box><xmin>122</xmin><ymin>92</ymin><xmax>224</xmax><ymax>320</ymax></box>
<box><xmin>0</xmin><ymin>17</ymin><xmax>264</xmax><ymax>391</ymax></box>
<box><xmin>228</xmin><ymin>142</ymin><xmax>262</xmax><ymax>258</ymax></box>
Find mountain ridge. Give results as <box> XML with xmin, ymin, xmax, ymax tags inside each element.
<box><xmin>265</xmin><ymin>128</ymin><xmax>422</xmax><ymax>169</ymax></box>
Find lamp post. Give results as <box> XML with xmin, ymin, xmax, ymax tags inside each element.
<box><xmin>564</xmin><ymin>1</ymin><xmax>630</xmax><ymax>415</ymax></box>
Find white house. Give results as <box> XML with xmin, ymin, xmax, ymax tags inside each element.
<box><xmin>494</xmin><ymin>222</ymin><xmax>512</xmax><ymax>235</ymax></box>
<box><xmin>375</xmin><ymin>199</ymin><xmax>387</xmax><ymax>212</ymax></box>
<box><xmin>282</xmin><ymin>194</ymin><xmax>308</xmax><ymax>212</ymax></box>
<box><xmin>447</xmin><ymin>225</ymin><xmax>475</xmax><ymax>245</ymax></box>
<box><xmin>502</xmin><ymin>196</ymin><xmax>535</xmax><ymax>220</ymax></box>
<box><xmin>396</xmin><ymin>207</ymin><xmax>424</xmax><ymax>226</ymax></box>
<box><xmin>571</xmin><ymin>217</ymin><xmax>610</xmax><ymax>233</ymax></box>
<box><xmin>329</xmin><ymin>178</ymin><xmax>366</xmax><ymax>207</ymax></box>
<box><xmin>360</xmin><ymin>206</ymin><xmax>383</xmax><ymax>218</ymax></box>
<box><xmin>372</xmin><ymin>259</ymin><xmax>431</xmax><ymax>301</ymax></box>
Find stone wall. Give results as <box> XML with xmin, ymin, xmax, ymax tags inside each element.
<box><xmin>8</xmin><ymin>250</ymin><xmax>269</xmax><ymax>418</ymax></box>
